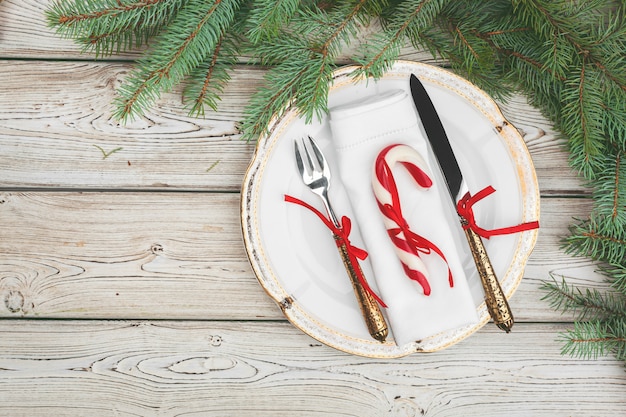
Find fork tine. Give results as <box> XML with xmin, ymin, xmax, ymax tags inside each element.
<box><xmin>294</xmin><ymin>139</ymin><xmax>305</xmax><ymax>176</ymax></box>
<box><xmin>294</xmin><ymin>138</ymin><xmax>313</xmax><ymax>179</ymax></box>
<box><xmin>306</xmin><ymin>135</ymin><xmax>326</xmax><ymax>173</ymax></box>
<box><xmin>301</xmin><ymin>136</ymin><xmax>318</xmax><ymax>174</ymax></box>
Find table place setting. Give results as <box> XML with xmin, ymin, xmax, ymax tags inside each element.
<box><xmin>241</xmin><ymin>61</ymin><xmax>541</xmax><ymax>357</ymax></box>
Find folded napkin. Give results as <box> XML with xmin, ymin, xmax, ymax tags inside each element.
<box><xmin>329</xmin><ymin>88</ymin><xmax>479</xmax><ymax>345</ymax></box>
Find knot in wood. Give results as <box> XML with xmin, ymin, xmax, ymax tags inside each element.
<box><xmin>4</xmin><ymin>289</ymin><xmax>25</xmax><ymax>313</ymax></box>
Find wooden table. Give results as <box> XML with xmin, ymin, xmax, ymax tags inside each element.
<box><xmin>1</xmin><ymin>2</ymin><xmax>624</xmax><ymax>416</ymax></box>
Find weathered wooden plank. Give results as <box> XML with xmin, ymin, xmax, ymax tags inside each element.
<box><xmin>0</xmin><ymin>191</ymin><xmax>277</xmax><ymax>319</ymax></box>
<box><xmin>0</xmin><ymin>192</ymin><xmax>600</xmax><ymax>321</ymax></box>
<box><xmin>1</xmin><ymin>60</ymin><xmax>582</xmax><ymax>193</ymax></box>
<box><xmin>497</xmin><ymin>93</ymin><xmax>587</xmax><ymax>195</ymax></box>
<box><xmin>0</xmin><ymin>320</ymin><xmax>624</xmax><ymax>416</ymax></box>
<box><xmin>0</xmin><ymin>60</ymin><xmax>257</xmax><ymax>191</ymax></box>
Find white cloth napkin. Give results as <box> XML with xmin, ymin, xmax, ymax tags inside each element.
<box><xmin>329</xmin><ymin>88</ymin><xmax>479</xmax><ymax>345</ymax></box>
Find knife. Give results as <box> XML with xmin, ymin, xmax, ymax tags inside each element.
<box><xmin>409</xmin><ymin>73</ymin><xmax>514</xmax><ymax>332</ymax></box>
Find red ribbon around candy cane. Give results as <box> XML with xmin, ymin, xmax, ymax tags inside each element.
<box><xmin>372</xmin><ymin>144</ymin><xmax>453</xmax><ymax>296</ymax></box>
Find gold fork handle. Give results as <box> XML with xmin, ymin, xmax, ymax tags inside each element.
<box><xmin>462</xmin><ymin>224</ymin><xmax>514</xmax><ymax>332</ymax></box>
<box><xmin>335</xmin><ymin>237</ymin><xmax>388</xmax><ymax>342</ymax></box>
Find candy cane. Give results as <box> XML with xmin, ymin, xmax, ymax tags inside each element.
<box><xmin>372</xmin><ymin>144</ymin><xmax>453</xmax><ymax>296</ymax></box>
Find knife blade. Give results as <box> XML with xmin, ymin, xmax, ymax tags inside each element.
<box><xmin>409</xmin><ymin>73</ymin><xmax>514</xmax><ymax>332</ymax></box>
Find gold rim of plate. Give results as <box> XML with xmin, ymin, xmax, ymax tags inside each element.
<box><xmin>240</xmin><ymin>60</ymin><xmax>540</xmax><ymax>358</ymax></box>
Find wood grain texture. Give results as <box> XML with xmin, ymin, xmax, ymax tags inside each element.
<box><xmin>1</xmin><ymin>320</ymin><xmax>624</xmax><ymax>417</ymax></box>
<box><xmin>0</xmin><ymin>192</ymin><xmax>600</xmax><ymax>321</ymax></box>
<box><xmin>0</xmin><ymin>60</ymin><xmax>256</xmax><ymax>190</ymax></box>
<box><xmin>0</xmin><ymin>191</ymin><xmax>276</xmax><ymax>319</ymax></box>
<box><xmin>1</xmin><ymin>60</ymin><xmax>583</xmax><ymax>192</ymax></box>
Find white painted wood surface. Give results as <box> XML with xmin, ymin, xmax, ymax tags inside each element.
<box><xmin>0</xmin><ymin>1</ymin><xmax>624</xmax><ymax>415</ymax></box>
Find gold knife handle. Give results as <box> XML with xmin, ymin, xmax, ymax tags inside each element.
<box><xmin>461</xmin><ymin>220</ymin><xmax>514</xmax><ymax>332</ymax></box>
<box><xmin>335</xmin><ymin>236</ymin><xmax>388</xmax><ymax>342</ymax></box>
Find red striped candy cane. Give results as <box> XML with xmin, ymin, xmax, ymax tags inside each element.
<box><xmin>372</xmin><ymin>144</ymin><xmax>453</xmax><ymax>296</ymax></box>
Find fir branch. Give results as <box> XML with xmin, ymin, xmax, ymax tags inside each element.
<box><xmin>241</xmin><ymin>0</ymin><xmax>375</xmax><ymax>140</ymax></box>
<box><xmin>510</xmin><ymin>0</ymin><xmax>588</xmax><ymax>77</ymax></box>
<box><xmin>561</xmin><ymin>61</ymin><xmax>607</xmax><ymax>177</ymax></box>
<box><xmin>560</xmin><ymin>319</ymin><xmax>626</xmax><ymax>361</ymax></box>
<box><xmin>587</xmin><ymin>8</ymin><xmax>626</xmax><ymax>92</ymax></box>
<box><xmin>590</xmin><ymin>147</ymin><xmax>626</xmax><ymax>228</ymax></box>
<box><xmin>604</xmin><ymin>90</ymin><xmax>626</xmax><ymax>149</ymax></box>
<box><xmin>508</xmin><ymin>0</ymin><xmax>625</xmax><ymax>179</ymax></box>
<box><xmin>240</xmin><ymin>64</ymin><xmax>308</xmax><ymax>141</ymax></box>
<box><xmin>47</xmin><ymin>0</ymin><xmax>185</xmax><ymax>56</ymax></box>
<box><xmin>600</xmin><ymin>263</ymin><xmax>626</xmax><ymax>294</ymax></box>
<box><xmin>114</xmin><ymin>0</ymin><xmax>241</xmax><ymax>121</ymax></box>
<box><xmin>543</xmin><ymin>274</ymin><xmax>626</xmax><ymax>363</ymax></box>
<box><xmin>184</xmin><ymin>31</ymin><xmax>239</xmax><ymax>116</ymax></box>
<box><xmin>565</xmin><ymin>214</ymin><xmax>626</xmax><ymax>266</ymax></box>
<box><xmin>246</xmin><ymin>0</ymin><xmax>301</xmax><ymax>44</ymax></box>
<box><xmin>49</xmin><ymin>0</ymin><xmax>168</xmax><ymax>25</ymax></box>
<box><xmin>541</xmin><ymin>276</ymin><xmax>626</xmax><ymax>321</ymax></box>
<box><xmin>354</xmin><ymin>0</ymin><xmax>449</xmax><ymax>79</ymax></box>
<box><xmin>419</xmin><ymin>1</ymin><xmax>513</xmax><ymax>98</ymax></box>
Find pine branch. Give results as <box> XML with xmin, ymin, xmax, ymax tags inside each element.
<box><xmin>353</xmin><ymin>0</ymin><xmax>449</xmax><ymax>79</ymax></box>
<box><xmin>47</xmin><ymin>0</ymin><xmax>185</xmax><ymax>56</ymax></box>
<box><xmin>560</xmin><ymin>319</ymin><xmax>626</xmax><ymax>361</ymax></box>
<box><xmin>541</xmin><ymin>276</ymin><xmax>626</xmax><ymax>321</ymax></box>
<box><xmin>240</xmin><ymin>0</ymin><xmax>376</xmax><ymax>140</ymax></box>
<box><xmin>589</xmin><ymin>147</ymin><xmax>626</xmax><ymax>228</ymax></box>
<box><xmin>246</xmin><ymin>0</ymin><xmax>301</xmax><ymax>44</ymax></box>
<box><xmin>113</xmin><ymin>0</ymin><xmax>241</xmax><ymax>121</ymax></box>
<box><xmin>565</xmin><ymin>214</ymin><xmax>626</xmax><ymax>266</ymax></box>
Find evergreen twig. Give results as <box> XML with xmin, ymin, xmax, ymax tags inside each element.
<box><xmin>240</xmin><ymin>0</ymin><xmax>376</xmax><ymax>140</ymax></box>
<box><xmin>46</xmin><ymin>0</ymin><xmax>185</xmax><ymax>56</ymax></box>
<box><xmin>560</xmin><ymin>320</ymin><xmax>626</xmax><ymax>361</ymax></box>
<box><xmin>113</xmin><ymin>0</ymin><xmax>241</xmax><ymax>121</ymax></box>
<box><xmin>542</xmin><ymin>277</ymin><xmax>626</xmax><ymax>321</ymax></box>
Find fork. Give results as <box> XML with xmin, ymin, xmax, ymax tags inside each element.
<box><xmin>294</xmin><ymin>135</ymin><xmax>388</xmax><ymax>343</ymax></box>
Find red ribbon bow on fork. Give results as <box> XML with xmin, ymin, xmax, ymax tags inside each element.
<box><xmin>284</xmin><ymin>194</ymin><xmax>386</xmax><ymax>307</ymax></box>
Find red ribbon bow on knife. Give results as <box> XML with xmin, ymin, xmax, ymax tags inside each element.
<box><xmin>456</xmin><ymin>186</ymin><xmax>540</xmax><ymax>238</ymax></box>
<box><xmin>284</xmin><ymin>194</ymin><xmax>387</xmax><ymax>307</ymax></box>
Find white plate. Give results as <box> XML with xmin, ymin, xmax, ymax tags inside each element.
<box><xmin>241</xmin><ymin>61</ymin><xmax>540</xmax><ymax>357</ymax></box>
